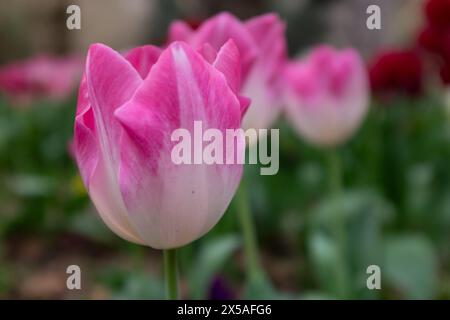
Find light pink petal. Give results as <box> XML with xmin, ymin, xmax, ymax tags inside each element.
<box><xmin>167</xmin><ymin>21</ymin><xmax>194</xmax><ymax>43</ymax></box>
<box><xmin>238</xmin><ymin>13</ymin><xmax>286</xmax><ymax>131</ymax></box>
<box><xmin>74</xmin><ymin>75</ymin><xmax>97</xmax><ymax>187</ymax></box>
<box><xmin>198</xmin><ymin>43</ymin><xmax>218</xmax><ymax>64</ymax></box>
<box><xmin>80</xmin><ymin>43</ymin><xmax>145</xmax><ymax>244</ymax></box>
<box><xmin>245</xmin><ymin>13</ymin><xmax>287</xmax><ymax>80</ymax></box>
<box><xmin>75</xmin><ymin>75</ymin><xmax>89</xmax><ymax>116</ymax></box>
<box><xmin>125</xmin><ymin>45</ymin><xmax>162</xmax><ymax>79</ymax></box>
<box><xmin>88</xmin><ymin>156</ymin><xmax>146</xmax><ymax>245</ymax></box>
<box><xmin>74</xmin><ymin>108</ymin><xmax>97</xmax><ymax>186</ymax></box>
<box><xmin>246</xmin><ymin>13</ymin><xmax>281</xmax><ymax>43</ymax></box>
<box><xmin>74</xmin><ymin>101</ymin><xmax>146</xmax><ymax>246</ymax></box>
<box><xmin>186</xmin><ymin>12</ymin><xmax>258</xmax><ymax>80</ymax></box>
<box><xmin>246</xmin><ymin>13</ymin><xmax>286</xmax><ymax>52</ymax></box>
<box><xmin>241</xmin><ymin>69</ymin><xmax>281</xmax><ymax>131</ymax></box>
<box><xmin>85</xmin><ymin>43</ymin><xmax>142</xmax><ymax>170</ymax></box>
<box><xmin>114</xmin><ymin>41</ymin><xmax>243</xmax><ymax>248</ymax></box>
<box><xmin>213</xmin><ymin>39</ymin><xmax>241</xmax><ymax>94</ymax></box>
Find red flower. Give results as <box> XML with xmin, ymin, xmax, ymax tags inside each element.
<box><xmin>417</xmin><ymin>26</ymin><xmax>450</xmax><ymax>56</ymax></box>
<box><xmin>425</xmin><ymin>0</ymin><xmax>450</xmax><ymax>28</ymax></box>
<box><xmin>440</xmin><ymin>60</ymin><xmax>450</xmax><ymax>84</ymax></box>
<box><xmin>369</xmin><ymin>49</ymin><xmax>423</xmax><ymax>98</ymax></box>
<box><xmin>418</xmin><ymin>0</ymin><xmax>450</xmax><ymax>87</ymax></box>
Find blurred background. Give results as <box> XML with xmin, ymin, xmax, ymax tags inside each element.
<box><xmin>0</xmin><ymin>0</ymin><xmax>449</xmax><ymax>299</ymax></box>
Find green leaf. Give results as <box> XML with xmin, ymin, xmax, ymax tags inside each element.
<box><xmin>308</xmin><ymin>190</ymin><xmax>393</xmax><ymax>298</ymax></box>
<box><xmin>188</xmin><ymin>234</ymin><xmax>240</xmax><ymax>299</ymax></box>
<box><xmin>383</xmin><ymin>235</ymin><xmax>438</xmax><ymax>299</ymax></box>
<box><xmin>308</xmin><ymin>232</ymin><xmax>340</xmax><ymax>297</ymax></box>
<box><xmin>113</xmin><ymin>273</ymin><xmax>164</xmax><ymax>300</ymax></box>
<box><xmin>6</xmin><ymin>174</ymin><xmax>55</xmax><ymax>197</ymax></box>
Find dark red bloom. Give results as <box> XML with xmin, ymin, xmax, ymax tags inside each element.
<box><xmin>418</xmin><ymin>0</ymin><xmax>450</xmax><ymax>87</ymax></box>
<box><xmin>425</xmin><ymin>0</ymin><xmax>450</xmax><ymax>28</ymax></box>
<box><xmin>369</xmin><ymin>49</ymin><xmax>423</xmax><ymax>97</ymax></box>
<box><xmin>417</xmin><ymin>26</ymin><xmax>450</xmax><ymax>56</ymax></box>
<box><xmin>440</xmin><ymin>60</ymin><xmax>450</xmax><ymax>84</ymax></box>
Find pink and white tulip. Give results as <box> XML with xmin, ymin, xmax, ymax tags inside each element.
<box><xmin>283</xmin><ymin>46</ymin><xmax>369</xmax><ymax>147</ymax></box>
<box><xmin>74</xmin><ymin>41</ymin><xmax>248</xmax><ymax>249</ymax></box>
<box><xmin>168</xmin><ymin>12</ymin><xmax>287</xmax><ymax>131</ymax></box>
<box><xmin>0</xmin><ymin>55</ymin><xmax>82</xmax><ymax>106</ymax></box>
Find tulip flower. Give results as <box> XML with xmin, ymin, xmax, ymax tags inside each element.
<box><xmin>168</xmin><ymin>12</ymin><xmax>287</xmax><ymax>131</ymax></box>
<box><xmin>74</xmin><ymin>40</ymin><xmax>249</xmax><ymax>298</ymax></box>
<box><xmin>284</xmin><ymin>46</ymin><xmax>369</xmax><ymax>298</ymax></box>
<box><xmin>416</xmin><ymin>0</ymin><xmax>450</xmax><ymax>87</ymax></box>
<box><xmin>441</xmin><ymin>60</ymin><xmax>450</xmax><ymax>85</ymax></box>
<box><xmin>74</xmin><ymin>40</ymin><xmax>248</xmax><ymax>249</ymax></box>
<box><xmin>283</xmin><ymin>46</ymin><xmax>369</xmax><ymax>147</ymax></box>
<box><xmin>369</xmin><ymin>49</ymin><xmax>424</xmax><ymax>98</ymax></box>
<box><xmin>424</xmin><ymin>0</ymin><xmax>450</xmax><ymax>29</ymax></box>
<box><xmin>0</xmin><ymin>55</ymin><xmax>82</xmax><ymax>106</ymax></box>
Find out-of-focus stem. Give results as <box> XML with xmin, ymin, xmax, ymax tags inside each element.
<box><xmin>236</xmin><ymin>181</ymin><xmax>264</xmax><ymax>282</ymax></box>
<box><xmin>163</xmin><ymin>248</ymin><xmax>178</xmax><ymax>300</ymax></box>
<box><xmin>327</xmin><ymin>148</ymin><xmax>350</xmax><ymax>299</ymax></box>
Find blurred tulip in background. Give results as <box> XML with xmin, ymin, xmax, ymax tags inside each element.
<box><xmin>369</xmin><ymin>49</ymin><xmax>424</xmax><ymax>98</ymax></box>
<box><xmin>0</xmin><ymin>55</ymin><xmax>82</xmax><ymax>107</ymax></box>
<box><xmin>168</xmin><ymin>12</ymin><xmax>287</xmax><ymax>132</ymax></box>
<box><xmin>283</xmin><ymin>46</ymin><xmax>369</xmax><ymax>147</ymax></box>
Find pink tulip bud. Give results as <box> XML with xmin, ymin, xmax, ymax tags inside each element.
<box><xmin>74</xmin><ymin>41</ymin><xmax>248</xmax><ymax>249</ymax></box>
<box><xmin>283</xmin><ymin>46</ymin><xmax>369</xmax><ymax>147</ymax></box>
<box><xmin>168</xmin><ymin>12</ymin><xmax>287</xmax><ymax>131</ymax></box>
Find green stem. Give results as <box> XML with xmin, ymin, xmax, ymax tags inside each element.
<box><xmin>328</xmin><ymin>148</ymin><xmax>342</xmax><ymax>194</ymax></box>
<box><xmin>236</xmin><ymin>181</ymin><xmax>264</xmax><ymax>282</ymax></box>
<box><xmin>327</xmin><ymin>148</ymin><xmax>350</xmax><ymax>299</ymax></box>
<box><xmin>163</xmin><ymin>248</ymin><xmax>178</xmax><ymax>300</ymax></box>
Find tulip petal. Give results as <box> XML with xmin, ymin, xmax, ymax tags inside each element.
<box><xmin>88</xmin><ymin>156</ymin><xmax>146</xmax><ymax>245</ymax></box>
<box><xmin>246</xmin><ymin>13</ymin><xmax>286</xmax><ymax>80</ymax></box>
<box><xmin>74</xmin><ymin>75</ymin><xmax>97</xmax><ymax>186</ymax></box>
<box><xmin>167</xmin><ymin>12</ymin><xmax>287</xmax><ymax>131</ymax></box>
<box><xmin>213</xmin><ymin>39</ymin><xmax>240</xmax><ymax>94</ymax></box>
<box><xmin>238</xmin><ymin>14</ymin><xmax>286</xmax><ymax>131</ymax></box>
<box><xmin>167</xmin><ymin>21</ymin><xmax>194</xmax><ymax>42</ymax></box>
<box><xmin>85</xmin><ymin>43</ymin><xmax>142</xmax><ymax>169</ymax></box>
<box><xmin>171</xmin><ymin>12</ymin><xmax>258</xmax><ymax>80</ymax></box>
<box><xmin>198</xmin><ymin>43</ymin><xmax>218</xmax><ymax>64</ymax></box>
<box><xmin>115</xmin><ymin>41</ymin><xmax>243</xmax><ymax>248</ymax></box>
<box><xmin>125</xmin><ymin>45</ymin><xmax>162</xmax><ymax>79</ymax></box>
<box><xmin>74</xmin><ymin>109</ymin><xmax>97</xmax><ymax>187</ymax></box>
<box><xmin>81</xmin><ymin>43</ymin><xmax>145</xmax><ymax>243</ymax></box>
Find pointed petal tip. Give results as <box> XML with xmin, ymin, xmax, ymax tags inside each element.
<box><xmin>215</xmin><ymin>11</ymin><xmax>238</xmax><ymax>21</ymax></box>
<box><xmin>168</xmin><ymin>20</ymin><xmax>193</xmax><ymax>42</ymax></box>
<box><xmin>213</xmin><ymin>39</ymin><xmax>242</xmax><ymax>93</ymax></box>
<box><xmin>87</xmin><ymin>43</ymin><xmax>110</xmax><ymax>59</ymax></box>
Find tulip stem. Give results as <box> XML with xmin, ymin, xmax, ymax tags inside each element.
<box><xmin>327</xmin><ymin>148</ymin><xmax>350</xmax><ymax>298</ymax></box>
<box><xmin>328</xmin><ymin>148</ymin><xmax>342</xmax><ymax>194</ymax></box>
<box><xmin>163</xmin><ymin>248</ymin><xmax>178</xmax><ymax>300</ymax></box>
<box><xmin>236</xmin><ymin>181</ymin><xmax>264</xmax><ymax>282</ymax></box>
